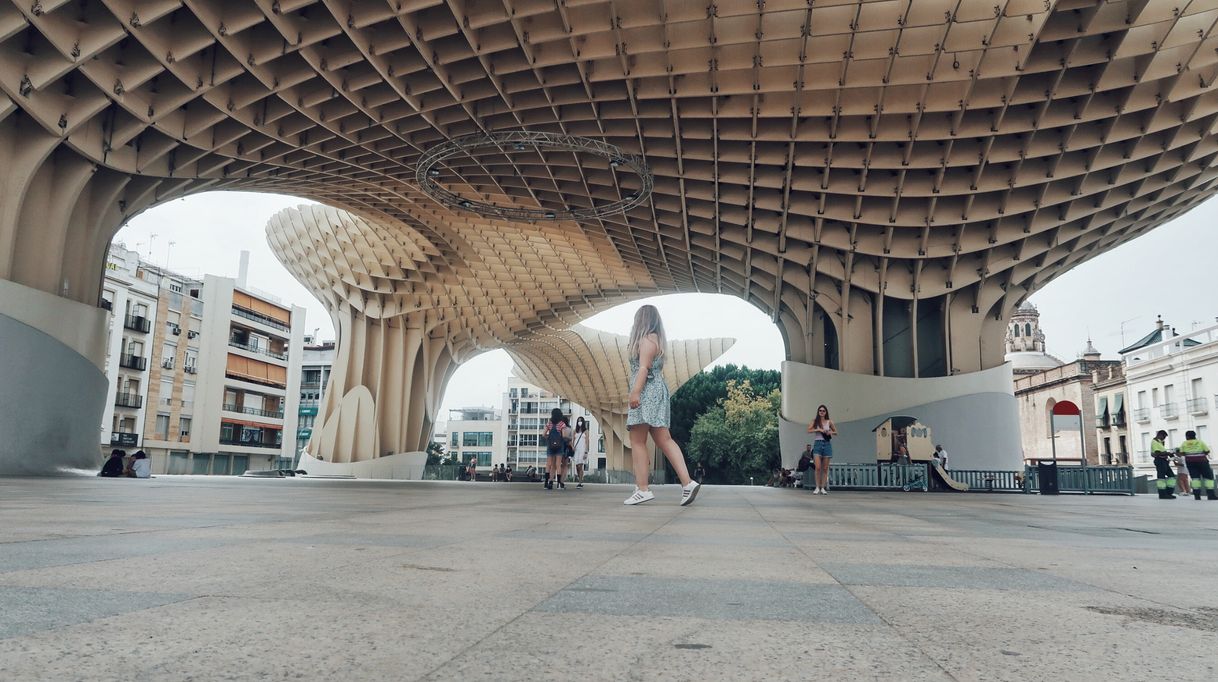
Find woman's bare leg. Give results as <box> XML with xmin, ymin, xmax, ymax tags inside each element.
<box><xmin>629</xmin><ymin>425</ymin><xmax>651</xmax><ymax>490</ymax></box>
<box><xmin>650</xmin><ymin>427</ymin><xmax>692</xmax><ymax>486</ymax></box>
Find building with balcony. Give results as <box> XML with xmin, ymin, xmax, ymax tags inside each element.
<box><xmin>503</xmin><ymin>372</ymin><xmax>603</xmax><ymax>475</ymax></box>
<box><xmin>1092</xmin><ymin>363</ymin><xmax>1129</xmax><ymax>467</ymax></box>
<box><xmin>98</xmin><ymin>244</ymin><xmax>159</xmax><ymax>457</ymax></box>
<box><xmin>1121</xmin><ymin>317</ymin><xmax>1218</xmax><ymax>474</ymax></box>
<box><xmin>444</xmin><ymin>407</ymin><xmax>503</xmax><ymax>472</ymax></box>
<box><xmin>296</xmin><ymin>338</ymin><xmax>335</xmax><ymax>465</ymax></box>
<box><xmin>101</xmin><ymin>250</ymin><xmax>307</xmax><ymax>475</ymax></box>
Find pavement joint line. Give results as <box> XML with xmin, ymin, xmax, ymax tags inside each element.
<box><xmin>808</xmin><ymin>493</ymin><xmax>1198</xmax><ymax>617</ymax></box>
<box><xmin>416</xmin><ymin>492</ymin><xmax>693</xmax><ymax>681</ymax></box>
<box><xmin>741</xmin><ymin>491</ymin><xmax>965</xmax><ymax>681</ymax></box>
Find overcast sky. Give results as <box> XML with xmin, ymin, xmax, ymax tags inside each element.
<box><xmin>116</xmin><ymin>191</ymin><xmax>1218</xmax><ymax>415</ymax></box>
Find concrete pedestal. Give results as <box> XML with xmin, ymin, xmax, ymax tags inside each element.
<box><xmin>0</xmin><ymin>280</ymin><xmax>109</xmax><ymax>474</ymax></box>
<box><xmin>779</xmin><ymin>361</ymin><xmax>1021</xmax><ymax>471</ymax></box>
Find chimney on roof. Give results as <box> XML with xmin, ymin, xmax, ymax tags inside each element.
<box><xmin>1155</xmin><ymin>315</ymin><xmax>1164</xmax><ymax>330</ymax></box>
<box><xmin>237</xmin><ymin>250</ymin><xmax>250</xmax><ymax>288</ymax></box>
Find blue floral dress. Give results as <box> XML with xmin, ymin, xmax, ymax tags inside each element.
<box><xmin>627</xmin><ymin>354</ymin><xmax>669</xmax><ymax>429</ymax></box>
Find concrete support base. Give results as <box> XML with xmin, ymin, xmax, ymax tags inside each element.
<box><xmin>779</xmin><ymin>361</ymin><xmax>1021</xmax><ymax>471</ymax></box>
<box><xmin>0</xmin><ymin>280</ymin><xmax>109</xmax><ymax>474</ymax></box>
<box><xmin>297</xmin><ymin>450</ymin><xmax>427</xmax><ymax>479</ymax></box>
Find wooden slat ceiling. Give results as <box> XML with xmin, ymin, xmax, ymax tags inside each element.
<box><xmin>5</xmin><ymin>0</ymin><xmax>1218</xmax><ymax>359</ymax></box>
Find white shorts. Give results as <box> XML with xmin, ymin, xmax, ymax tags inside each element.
<box><xmin>574</xmin><ymin>450</ymin><xmax>589</xmax><ymax>465</ymax></box>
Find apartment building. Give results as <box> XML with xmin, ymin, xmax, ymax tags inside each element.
<box><xmin>296</xmin><ymin>338</ymin><xmax>335</xmax><ymax>464</ymax></box>
<box><xmin>445</xmin><ymin>407</ymin><xmax>503</xmax><ymax>469</ymax></box>
<box><xmin>98</xmin><ymin>244</ymin><xmax>160</xmax><ymax>454</ymax></box>
<box><xmin>503</xmin><ymin>372</ymin><xmax>603</xmax><ymax>473</ymax></box>
<box><xmin>1122</xmin><ymin>318</ymin><xmax>1218</xmax><ymax>474</ymax></box>
<box><xmin>99</xmin><ymin>246</ymin><xmax>306</xmax><ymax>475</ymax></box>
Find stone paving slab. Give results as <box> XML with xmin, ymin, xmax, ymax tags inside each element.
<box><xmin>1</xmin><ymin>477</ymin><xmax>1216</xmax><ymax>681</ymax></box>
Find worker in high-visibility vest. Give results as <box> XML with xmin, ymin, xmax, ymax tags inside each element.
<box><xmin>1178</xmin><ymin>430</ymin><xmax>1214</xmax><ymax>501</ymax></box>
<box><xmin>1151</xmin><ymin>430</ymin><xmax>1177</xmax><ymax>500</ymax></box>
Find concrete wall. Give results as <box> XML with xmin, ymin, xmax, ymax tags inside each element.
<box><xmin>299</xmin><ymin>450</ymin><xmax>427</xmax><ymax>479</ymax></box>
<box><xmin>779</xmin><ymin>361</ymin><xmax>1022</xmax><ymax>471</ymax></box>
<box><xmin>0</xmin><ymin>280</ymin><xmax>109</xmax><ymax>473</ymax></box>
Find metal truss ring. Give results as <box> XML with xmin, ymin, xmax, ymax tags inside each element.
<box><xmin>416</xmin><ymin>130</ymin><xmax>653</xmax><ymax>221</ymax></box>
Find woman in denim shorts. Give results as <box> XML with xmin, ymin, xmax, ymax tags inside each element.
<box><xmin>806</xmin><ymin>405</ymin><xmax>837</xmax><ymax>494</ymax></box>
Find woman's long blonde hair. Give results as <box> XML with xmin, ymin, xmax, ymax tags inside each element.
<box><xmin>628</xmin><ymin>304</ymin><xmax>666</xmax><ymax>360</ymax></box>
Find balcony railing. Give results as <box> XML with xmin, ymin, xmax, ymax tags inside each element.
<box><xmin>223</xmin><ymin>403</ymin><xmax>285</xmax><ymax>419</ymax></box>
<box><xmin>228</xmin><ymin>338</ymin><xmax>288</xmax><ymax>361</ymax></box>
<box><xmin>1132</xmin><ymin>407</ymin><xmax>1151</xmax><ymax>423</ymax></box>
<box><xmin>119</xmin><ymin>354</ymin><xmax>147</xmax><ymax>371</ymax></box>
<box><xmin>1159</xmin><ymin>403</ymin><xmax>1180</xmax><ymax>419</ymax></box>
<box><xmin>114</xmin><ymin>392</ymin><xmax>143</xmax><ymax>408</ymax></box>
<box><xmin>123</xmin><ymin>314</ymin><xmax>151</xmax><ymax>333</ymax></box>
<box><xmin>219</xmin><ymin>438</ymin><xmax>281</xmax><ymax>449</ymax></box>
<box><xmin>231</xmin><ymin>304</ymin><xmax>290</xmax><ymax>332</ymax></box>
<box><xmin>1187</xmin><ymin>397</ymin><xmax>1209</xmax><ymax>415</ymax></box>
<box><xmin>300</xmin><ymin>381</ymin><xmax>322</xmax><ymax>389</ymax></box>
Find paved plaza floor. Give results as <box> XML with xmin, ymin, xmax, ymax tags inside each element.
<box><xmin>0</xmin><ymin>476</ymin><xmax>1215</xmax><ymax>681</ymax></box>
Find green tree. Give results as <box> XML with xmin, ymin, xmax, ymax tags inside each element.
<box><xmin>670</xmin><ymin>364</ymin><xmax>781</xmax><ymax>449</ymax></box>
<box><xmin>686</xmin><ymin>379</ymin><xmax>781</xmax><ymax>484</ymax></box>
<box><xmin>425</xmin><ymin>441</ymin><xmax>446</xmax><ymax>465</ymax></box>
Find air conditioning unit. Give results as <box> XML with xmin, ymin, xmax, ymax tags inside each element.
<box><xmin>184</xmin><ymin>365</ymin><xmax>197</xmax><ymax>374</ymax></box>
<box><xmin>161</xmin><ymin>360</ymin><xmax>174</xmax><ymax>369</ymax></box>
<box><xmin>171</xmin><ymin>325</ymin><xmax>181</xmax><ymax>335</ymax></box>
<box><xmin>187</xmin><ymin>330</ymin><xmax>198</xmax><ymax>339</ymax></box>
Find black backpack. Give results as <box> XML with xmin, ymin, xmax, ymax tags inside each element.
<box><xmin>546</xmin><ymin>422</ymin><xmax>567</xmax><ymax>454</ymax></box>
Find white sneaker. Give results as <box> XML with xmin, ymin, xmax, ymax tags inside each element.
<box><xmin>813</xmin><ymin>488</ymin><xmax>822</xmax><ymax>495</ymax></box>
<box><xmin>680</xmin><ymin>481</ymin><xmax>701</xmax><ymax>507</ymax></box>
<box><xmin>821</xmin><ymin>487</ymin><xmax>829</xmax><ymax>495</ymax></box>
<box><xmin>624</xmin><ymin>488</ymin><xmax>655</xmax><ymax>505</ymax></box>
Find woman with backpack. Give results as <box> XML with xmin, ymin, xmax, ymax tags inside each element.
<box><xmin>622</xmin><ymin>304</ymin><xmax>701</xmax><ymax>506</ymax></box>
<box><xmin>542</xmin><ymin>408</ymin><xmax>573</xmax><ymax>490</ymax></box>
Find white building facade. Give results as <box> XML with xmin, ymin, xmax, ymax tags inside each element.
<box><xmin>503</xmin><ymin>373</ymin><xmax>603</xmax><ymax>473</ymax></box>
<box><xmin>1122</xmin><ymin>319</ymin><xmax>1218</xmax><ymax>475</ymax></box>
<box><xmin>296</xmin><ymin>339</ymin><xmax>335</xmax><ymax>464</ymax></box>
<box><xmin>98</xmin><ymin>244</ymin><xmax>160</xmax><ymax>455</ymax></box>
<box><xmin>445</xmin><ymin>407</ymin><xmax>504</xmax><ymax>470</ymax></box>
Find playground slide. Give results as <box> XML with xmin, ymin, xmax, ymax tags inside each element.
<box><xmin>930</xmin><ymin>462</ymin><xmax>969</xmax><ymax>491</ymax></box>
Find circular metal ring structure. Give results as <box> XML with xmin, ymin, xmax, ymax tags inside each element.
<box><xmin>415</xmin><ymin>130</ymin><xmax>653</xmax><ymax>221</ymax></box>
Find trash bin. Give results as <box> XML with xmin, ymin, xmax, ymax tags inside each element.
<box><xmin>1037</xmin><ymin>461</ymin><xmax>1059</xmax><ymax>495</ymax></box>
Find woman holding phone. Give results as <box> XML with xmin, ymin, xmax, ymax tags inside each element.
<box><xmin>806</xmin><ymin>405</ymin><xmax>837</xmax><ymax>494</ymax></box>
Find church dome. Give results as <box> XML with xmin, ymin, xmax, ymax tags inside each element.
<box><xmin>1007</xmin><ymin>350</ymin><xmax>1065</xmax><ymax>372</ymax></box>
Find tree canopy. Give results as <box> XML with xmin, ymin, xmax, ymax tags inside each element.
<box><xmin>686</xmin><ymin>379</ymin><xmax>782</xmax><ymax>485</ymax></box>
<box><xmin>669</xmin><ymin>364</ymin><xmax>781</xmax><ymax>449</ymax></box>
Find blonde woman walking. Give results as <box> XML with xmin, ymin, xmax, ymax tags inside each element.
<box><xmin>623</xmin><ymin>305</ymin><xmax>701</xmax><ymax>506</ymax></box>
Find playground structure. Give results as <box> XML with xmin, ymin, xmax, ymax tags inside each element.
<box><xmin>872</xmin><ymin>416</ymin><xmax>969</xmax><ymax>491</ymax></box>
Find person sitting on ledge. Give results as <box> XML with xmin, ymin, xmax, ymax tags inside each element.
<box><xmin>99</xmin><ymin>449</ymin><xmax>125</xmax><ymax>477</ymax></box>
<box><xmin>127</xmin><ymin>450</ymin><xmax>151</xmax><ymax>479</ymax></box>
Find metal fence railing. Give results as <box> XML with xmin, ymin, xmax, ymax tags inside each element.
<box><xmin>421</xmin><ymin>465</ymin><xmax>644</xmax><ymax>484</ymax></box>
<box><xmin>803</xmin><ymin>463</ymin><xmax>928</xmax><ymax>491</ymax></box>
<box><xmin>1023</xmin><ymin>465</ymin><xmax>1136</xmax><ymax>495</ymax></box>
<box><xmin>947</xmin><ymin>469</ymin><xmax>1024</xmax><ymax>492</ymax></box>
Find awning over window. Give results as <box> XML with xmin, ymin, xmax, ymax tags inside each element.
<box><xmin>1096</xmin><ymin>396</ymin><xmax>1109</xmax><ymax>427</ymax></box>
<box><xmin>1111</xmin><ymin>393</ymin><xmax>1124</xmax><ymax>416</ymax></box>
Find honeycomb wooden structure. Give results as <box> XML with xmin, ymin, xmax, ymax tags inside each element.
<box><xmin>3</xmin><ymin>0</ymin><xmax>1217</xmax><ymax>461</ymax></box>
